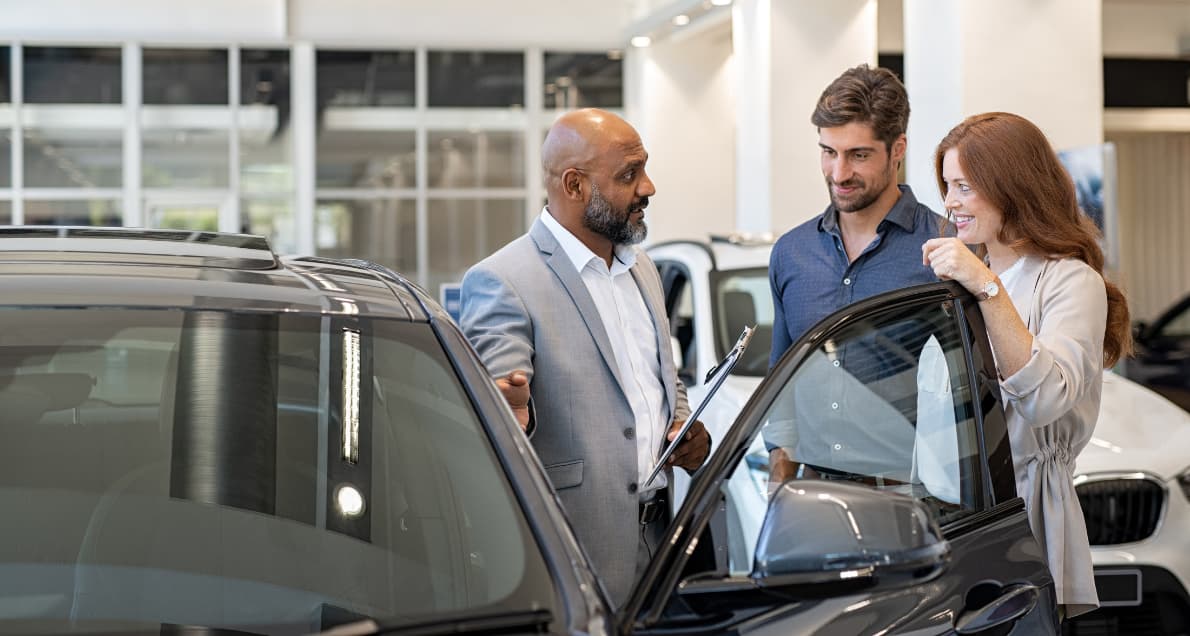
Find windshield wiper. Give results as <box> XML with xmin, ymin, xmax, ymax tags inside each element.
<box><xmin>322</xmin><ymin>608</ymin><xmax>553</xmax><ymax>636</ymax></box>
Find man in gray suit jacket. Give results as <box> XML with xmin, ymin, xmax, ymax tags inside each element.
<box><xmin>460</xmin><ymin>108</ymin><xmax>710</xmax><ymax>607</ymax></box>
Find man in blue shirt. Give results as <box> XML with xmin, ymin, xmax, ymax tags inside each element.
<box><xmin>767</xmin><ymin>64</ymin><xmax>946</xmax><ymax>484</ymax></box>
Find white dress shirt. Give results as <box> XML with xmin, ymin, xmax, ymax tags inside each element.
<box><xmin>540</xmin><ymin>209</ymin><xmax>669</xmax><ymax>495</ymax></box>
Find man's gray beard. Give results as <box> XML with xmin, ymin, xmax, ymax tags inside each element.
<box><xmin>583</xmin><ymin>186</ymin><xmax>647</xmax><ymax>245</ymax></box>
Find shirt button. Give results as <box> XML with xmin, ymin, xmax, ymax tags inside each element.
<box><xmin>833</xmin><ymin>360</ymin><xmax>840</xmax><ymax>367</ymax></box>
<box><xmin>623</xmin><ymin>428</ymin><xmax>635</xmax><ymax>440</ymax></box>
<box><xmin>843</xmin><ymin>277</ymin><xmax>852</xmax><ymax>285</ymax></box>
<box><xmin>627</xmin><ymin>483</ymin><xmax>638</xmax><ymax>494</ymax></box>
<box><xmin>833</xmin><ymin>443</ymin><xmax>843</xmax><ymax>451</ymax></box>
<box><xmin>831</xmin><ymin>402</ymin><xmax>839</xmax><ymax>410</ymax></box>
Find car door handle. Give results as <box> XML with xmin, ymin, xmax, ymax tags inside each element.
<box><xmin>953</xmin><ymin>583</ymin><xmax>1040</xmax><ymax>634</ymax></box>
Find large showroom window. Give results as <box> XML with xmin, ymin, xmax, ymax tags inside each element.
<box><xmin>240</xmin><ymin>48</ymin><xmax>294</xmax><ymax>253</ymax></box>
<box><xmin>543</xmin><ymin>52</ymin><xmax>623</xmax><ymax>109</ymax></box>
<box><xmin>20</xmin><ymin>46</ymin><xmax>123</xmax><ymax>226</ymax></box>
<box><xmin>1</xmin><ymin>45</ymin><xmax>10</xmax><ymax>194</ymax></box>
<box><xmin>314</xmin><ymin>49</ymin><xmax>418</xmax><ymax>277</ymax></box>
<box><xmin>0</xmin><ymin>42</ymin><xmax>623</xmax><ymax>295</ymax></box>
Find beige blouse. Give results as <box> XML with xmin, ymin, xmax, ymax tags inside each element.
<box><xmin>997</xmin><ymin>254</ymin><xmax>1106</xmax><ymax>618</ymax></box>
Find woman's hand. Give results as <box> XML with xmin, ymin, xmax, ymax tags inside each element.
<box><xmin>922</xmin><ymin>237</ymin><xmax>991</xmax><ymax>294</ymax></box>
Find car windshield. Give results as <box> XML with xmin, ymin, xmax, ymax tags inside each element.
<box><xmin>0</xmin><ymin>308</ymin><xmax>552</xmax><ymax>635</ymax></box>
<box><xmin>711</xmin><ymin>267</ymin><xmax>774</xmax><ymax>377</ymax></box>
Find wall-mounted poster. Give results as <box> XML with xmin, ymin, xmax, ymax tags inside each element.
<box><xmin>1058</xmin><ymin>142</ymin><xmax>1119</xmax><ymax>269</ymax></box>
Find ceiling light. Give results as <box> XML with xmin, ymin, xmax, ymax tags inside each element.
<box><xmin>672</xmin><ymin>14</ymin><xmax>691</xmax><ymax>26</ymax></box>
<box><xmin>710</xmin><ymin>0</ymin><xmax>732</xmax><ymax>6</ymax></box>
<box><xmin>631</xmin><ymin>35</ymin><xmax>652</xmax><ymax>48</ymax></box>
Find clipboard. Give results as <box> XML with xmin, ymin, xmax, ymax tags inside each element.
<box><xmin>643</xmin><ymin>324</ymin><xmax>756</xmax><ymax>488</ymax></box>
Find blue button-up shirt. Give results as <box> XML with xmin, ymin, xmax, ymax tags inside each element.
<box><xmin>769</xmin><ymin>185</ymin><xmax>947</xmax><ymax>367</ymax></box>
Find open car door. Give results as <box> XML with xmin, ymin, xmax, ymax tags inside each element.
<box><xmin>619</xmin><ymin>281</ymin><xmax>1061</xmax><ymax>635</ymax></box>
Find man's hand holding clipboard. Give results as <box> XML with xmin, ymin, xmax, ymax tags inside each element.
<box><xmin>645</xmin><ymin>325</ymin><xmax>757</xmax><ymax>488</ymax></box>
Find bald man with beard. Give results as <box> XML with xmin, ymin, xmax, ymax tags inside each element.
<box><xmin>460</xmin><ymin>108</ymin><xmax>710</xmax><ymax>606</ymax></box>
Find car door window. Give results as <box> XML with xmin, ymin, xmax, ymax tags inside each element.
<box><xmin>722</xmin><ymin>298</ymin><xmax>984</xmax><ymax>574</ymax></box>
<box><xmin>711</xmin><ymin>267</ymin><xmax>773</xmax><ymax>377</ymax></box>
<box><xmin>655</xmin><ymin>261</ymin><xmax>698</xmax><ymax>384</ymax></box>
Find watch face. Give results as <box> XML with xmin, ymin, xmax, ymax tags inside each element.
<box><xmin>981</xmin><ymin>280</ymin><xmax>999</xmax><ymax>299</ymax></box>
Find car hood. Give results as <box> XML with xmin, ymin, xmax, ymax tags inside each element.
<box><xmin>1075</xmin><ymin>371</ymin><xmax>1190</xmax><ymax>481</ymax></box>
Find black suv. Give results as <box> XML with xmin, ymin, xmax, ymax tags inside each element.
<box><xmin>0</xmin><ymin>228</ymin><xmax>1059</xmax><ymax>635</ymax></box>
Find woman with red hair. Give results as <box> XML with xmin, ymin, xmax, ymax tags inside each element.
<box><xmin>922</xmin><ymin>112</ymin><xmax>1132</xmax><ymax>619</ymax></box>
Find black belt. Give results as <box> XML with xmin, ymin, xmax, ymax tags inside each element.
<box><xmin>639</xmin><ymin>497</ymin><xmax>666</xmax><ymax>525</ymax></box>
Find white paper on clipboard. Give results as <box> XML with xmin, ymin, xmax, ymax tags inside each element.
<box><xmin>643</xmin><ymin>324</ymin><xmax>756</xmax><ymax>488</ymax></box>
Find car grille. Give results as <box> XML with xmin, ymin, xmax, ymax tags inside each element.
<box><xmin>1076</xmin><ymin>477</ymin><xmax>1166</xmax><ymax>545</ymax></box>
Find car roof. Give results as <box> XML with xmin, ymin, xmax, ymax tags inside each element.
<box><xmin>648</xmin><ymin>234</ymin><xmax>772</xmax><ymax>271</ymax></box>
<box><xmin>0</xmin><ymin>226</ymin><xmax>428</xmax><ymax>320</ymax></box>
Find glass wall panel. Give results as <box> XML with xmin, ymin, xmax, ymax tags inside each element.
<box><xmin>0</xmin><ymin>132</ymin><xmax>10</xmax><ymax>188</ymax></box>
<box><xmin>428</xmin><ymin>51</ymin><xmax>524</xmax><ymax>108</ymax></box>
<box><xmin>428</xmin><ymin>198</ymin><xmax>524</xmax><ymax>294</ymax></box>
<box><xmin>317</xmin><ymin>130</ymin><xmax>415</xmax><ymax>189</ymax></box>
<box><xmin>143</xmin><ymin>48</ymin><xmax>229</xmax><ymax>105</ymax></box>
<box><xmin>241</xmin><ymin>49</ymin><xmax>289</xmax><ymax>107</ymax></box>
<box><xmin>23</xmin><ymin>128</ymin><xmax>122</xmax><ymax>188</ymax></box>
<box><xmin>315</xmin><ymin>199</ymin><xmax>416</xmax><ymax>275</ymax></box>
<box><xmin>241</xmin><ymin>50</ymin><xmax>292</xmax><ymax>195</ymax></box>
<box><xmin>243</xmin><ymin>199</ymin><xmax>295</xmax><ymax>254</ymax></box>
<box><xmin>543</xmin><ymin>52</ymin><xmax>623</xmax><ymax>109</ymax></box>
<box><xmin>428</xmin><ymin>131</ymin><xmax>524</xmax><ymax>189</ymax></box>
<box><xmin>0</xmin><ymin>201</ymin><xmax>10</xmax><ymax>224</ymax></box>
<box><xmin>23</xmin><ymin>199</ymin><xmax>120</xmax><ymax>225</ymax></box>
<box><xmin>317</xmin><ymin>50</ymin><xmax>415</xmax><ymax>107</ymax></box>
<box><xmin>143</xmin><ymin>129</ymin><xmax>229</xmax><ymax>188</ymax></box>
<box><xmin>144</xmin><ymin>201</ymin><xmax>219</xmax><ymax>231</ymax></box>
<box><xmin>24</xmin><ymin>47</ymin><xmax>122</xmax><ymax>104</ymax></box>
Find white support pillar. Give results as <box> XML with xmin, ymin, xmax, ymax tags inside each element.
<box><xmin>291</xmin><ymin>42</ymin><xmax>316</xmax><ymax>255</ymax></box>
<box><xmin>733</xmin><ymin>0</ymin><xmax>878</xmax><ymax>235</ymax></box>
<box><xmin>904</xmin><ymin>0</ymin><xmax>1103</xmax><ymax>214</ymax></box>
<box><xmin>122</xmin><ymin>43</ymin><xmax>142</xmax><ymax>228</ymax></box>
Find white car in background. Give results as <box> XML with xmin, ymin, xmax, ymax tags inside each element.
<box><xmin>648</xmin><ymin>236</ymin><xmax>1190</xmax><ymax>636</ymax></box>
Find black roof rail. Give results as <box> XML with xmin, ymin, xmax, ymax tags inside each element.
<box><xmin>0</xmin><ymin>226</ymin><xmax>272</xmax><ymax>250</ymax></box>
<box><xmin>0</xmin><ymin>226</ymin><xmax>279</xmax><ymax>269</ymax></box>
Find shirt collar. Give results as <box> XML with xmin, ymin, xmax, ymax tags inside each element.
<box><xmin>819</xmin><ymin>184</ymin><xmax>920</xmax><ymax>234</ymax></box>
<box><xmin>540</xmin><ymin>207</ymin><xmax>637</xmax><ymax>274</ymax></box>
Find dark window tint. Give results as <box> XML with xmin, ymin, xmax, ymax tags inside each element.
<box><xmin>143</xmin><ymin>48</ymin><xmax>229</xmax><ymax>105</ymax></box>
<box><xmin>1</xmin><ymin>46</ymin><xmax>9</xmax><ymax>103</ymax></box>
<box><xmin>543</xmin><ymin>52</ymin><xmax>623</xmax><ymax>109</ymax></box>
<box><xmin>760</xmin><ymin>298</ymin><xmax>983</xmax><ymax>524</ymax></box>
<box><xmin>241</xmin><ymin>49</ymin><xmax>289</xmax><ymax>106</ymax></box>
<box><xmin>24</xmin><ymin>47</ymin><xmax>122</xmax><ymax>104</ymax></box>
<box><xmin>317</xmin><ymin>50</ymin><xmax>415</xmax><ymax>107</ymax></box>
<box><xmin>428</xmin><ymin>51</ymin><xmax>524</xmax><ymax>107</ymax></box>
<box><xmin>0</xmin><ymin>309</ymin><xmax>553</xmax><ymax>633</ymax></box>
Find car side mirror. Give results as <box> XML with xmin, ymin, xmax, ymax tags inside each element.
<box><xmin>677</xmin><ymin>480</ymin><xmax>949</xmax><ymax>613</ymax></box>
<box><xmin>755</xmin><ymin>479</ymin><xmax>949</xmax><ymax>579</ymax></box>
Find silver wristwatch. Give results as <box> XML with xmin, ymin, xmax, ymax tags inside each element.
<box><xmin>975</xmin><ymin>279</ymin><xmax>1000</xmax><ymax>302</ymax></box>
